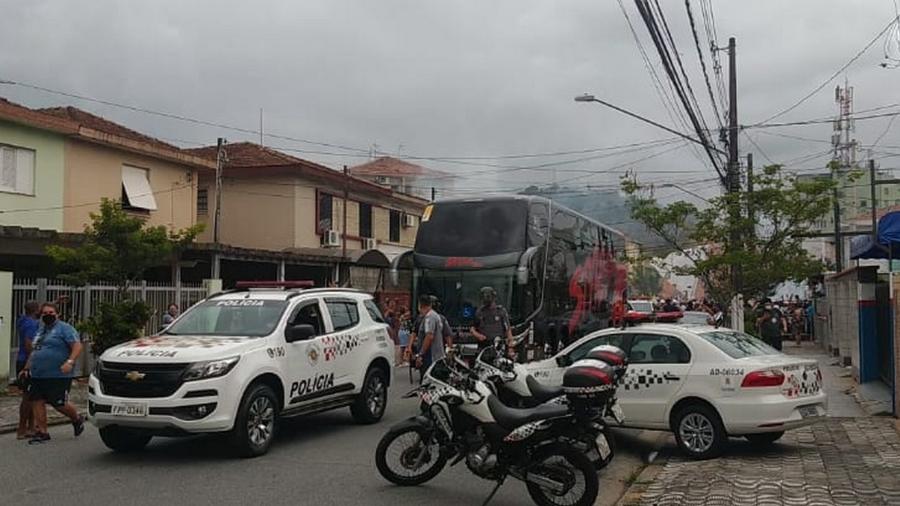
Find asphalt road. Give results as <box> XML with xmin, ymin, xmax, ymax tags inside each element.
<box><xmin>0</xmin><ymin>369</ymin><xmax>659</xmax><ymax>506</ymax></box>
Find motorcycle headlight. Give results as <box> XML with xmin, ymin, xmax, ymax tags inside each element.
<box><xmin>183</xmin><ymin>356</ymin><xmax>240</xmax><ymax>382</ymax></box>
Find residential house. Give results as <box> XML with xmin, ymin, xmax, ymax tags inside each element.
<box><xmin>349</xmin><ymin>156</ymin><xmax>455</xmax><ymax>201</ymax></box>
<box><xmin>185</xmin><ymin>142</ymin><xmax>427</xmax><ymax>289</ymax></box>
<box><xmin>0</xmin><ymin>99</ymin><xmax>214</xmax><ymax>276</ymax></box>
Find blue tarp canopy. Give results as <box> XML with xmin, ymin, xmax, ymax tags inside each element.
<box><xmin>850</xmin><ymin>211</ymin><xmax>900</xmax><ymax>259</ymax></box>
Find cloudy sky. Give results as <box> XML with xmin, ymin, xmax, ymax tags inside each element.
<box><xmin>2</xmin><ymin>0</ymin><xmax>898</xmax><ymax>202</ymax></box>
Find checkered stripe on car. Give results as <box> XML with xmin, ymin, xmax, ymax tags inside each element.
<box><xmin>621</xmin><ymin>368</ymin><xmax>676</xmax><ymax>391</ymax></box>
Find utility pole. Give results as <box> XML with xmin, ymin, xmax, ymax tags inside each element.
<box><xmin>213</xmin><ymin>137</ymin><xmax>225</xmax><ymax>245</ymax></box>
<box><xmin>727</xmin><ymin>37</ymin><xmax>742</xmax><ymax>295</ymax></box>
<box><xmin>832</xmin><ymin>165</ymin><xmax>843</xmax><ymax>271</ymax></box>
<box><xmin>746</xmin><ymin>152</ymin><xmax>754</xmax><ymax>236</ymax></box>
<box><xmin>341</xmin><ymin>165</ymin><xmax>349</xmax><ymax>284</ymax></box>
<box><xmin>212</xmin><ymin>137</ymin><xmax>226</xmax><ymax>280</ymax></box>
<box><xmin>870</xmin><ymin>158</ymin><xmax>878</xmax><ymax>244</ymax></box>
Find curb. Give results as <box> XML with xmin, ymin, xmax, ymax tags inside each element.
<box><xmin>613</xmin><ymin>433</ymin><xmax>672</xmax><ymax>506</ymax></box>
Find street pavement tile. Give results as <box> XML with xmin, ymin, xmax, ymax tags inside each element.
<box><xmin>633</xmin><ymin>417</ymin><xmax>900</xmax><ymax>506</ymax></box>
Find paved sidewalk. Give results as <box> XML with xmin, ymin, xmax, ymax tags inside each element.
<box><xmin>0</xmin><ymin>379</ymin><xmax>88</xmax><ymax>434</ymax></box>
<box><xmin>618</xmin><ymin>342</ymin><xmax>900</xmax><ymax>506</ymax></box>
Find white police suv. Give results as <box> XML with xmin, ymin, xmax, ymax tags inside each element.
<box><xmin>89</xmin><ymin>284</ymin><xmax>393</xmax><ymax>457</ymax></box>
<box><xmin>526</xmin><ymin>324</ymin><xmax>827</xmax><ymax>459</ymax></box>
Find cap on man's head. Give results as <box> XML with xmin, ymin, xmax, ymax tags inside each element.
<box><xmin>418</xmin><ymin>294</ymin><xmax>433</xmax><ymax>307</ymax></box>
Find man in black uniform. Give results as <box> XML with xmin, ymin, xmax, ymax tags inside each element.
<box><xmin>470</xmin><ymin>286</ymin><xmax>514</xmax><ymax>355</ymax></box>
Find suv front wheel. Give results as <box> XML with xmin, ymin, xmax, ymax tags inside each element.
<box><xmin>229</xmin><ymin>383</ymin><xmax>279</xmax><ymax>458</ymax></box>
<box><xmin>351</xmin><ymin>366</ymin><xmax>388</xmax><ymax>424</ymax></box>
<box><xmin>99</xmin><ymin>426</ymin><xmax>152</xmax><ymax>452</ymax></box>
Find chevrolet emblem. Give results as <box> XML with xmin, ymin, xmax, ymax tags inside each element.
<box><xmin>125</xmin><ymin>370</ymin><xmax>146</xmax><ymax>382</ymax></box>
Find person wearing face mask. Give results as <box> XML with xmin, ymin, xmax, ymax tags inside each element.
<box><xmin>19</xmin><ymin>302</ymin><xmax>84</xmax><ymax>444</ymax></box>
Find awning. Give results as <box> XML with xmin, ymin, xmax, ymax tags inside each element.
<box><xmin>121</xmin><ymin>165</ymin><xmax>158</xmax><ymax>210</ymax></box>
<box><xmin>282</xmin><ymin>247</ymin><xmax>390</xmax><ymax>267</ymax></box>
<box><xmin>850</xmin><ymin>211</ymin><xmax>900</xmax><ymax>259</ymax></box>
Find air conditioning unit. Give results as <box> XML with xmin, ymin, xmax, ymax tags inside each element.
<box><xmin>402</xmin><ymin>214</ymin><xmax>417</xmax><ymax>228</ymax></box>
<box><xmin>374</xmin><ymin>176</ymin><xmax>390</xmax><ymax>185</ymax></box>
<box><xmin>362</xmin><ymin>237</ymin><xmax>377</xmax><ymax>250</ymax></box>
<box><xmin>322</xmin><ymin>229</ymin><xmax>341</xmax><ymax>247</ymax></box>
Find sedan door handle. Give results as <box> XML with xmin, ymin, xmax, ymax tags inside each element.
<box><xmin>663</xmin><ymin>374</ymin><xmax>681</xmax><ymax>381</ymax></box>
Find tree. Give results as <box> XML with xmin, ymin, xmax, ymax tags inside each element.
<box><xmin>48</xmin><ymin>199</ymin><xmax>203</xmax><ymax>355</ymax></box>
<box><xmin>622</xmin><ymin>164</ymin><xmax>834</xmax><ymax>304</ymax></box>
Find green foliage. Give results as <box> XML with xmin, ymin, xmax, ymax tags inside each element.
<box><xmin>78</xmin><ymin>300</ymin><xmax>154</xmax><ymax>356</ymax></box>
<box><xmin>622</xmin><ymin>165</ymin><xmax>835</xmax><ymax>303</ymax></box>
<box><xmin>48</xmin><ymin>199</ymin><xmax>203</xmax><ymax>355</ymax></box>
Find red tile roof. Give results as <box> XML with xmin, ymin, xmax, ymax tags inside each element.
<box><xmin>349</xmin><ymin>156</ymin><xmax>450</xmax><ymax>178</ymax></box>
<box><xmin>186</xmin><ymin>142</ymin><xmax>427</xmax><ymax>206</ymax></box>
<box><xmin>38</xmin><ymin>106</ymin><xmax>179</xmax><ymax>152</ymax></box>
<box><xmin>187</xmin><ymin>141</ymin><xmax>320</xmax><ymax>168</ymax></box>
<box><xmin>0</xmin><ymin>97</ymin><xmax>214</xmax><ymax>169</ymax></box>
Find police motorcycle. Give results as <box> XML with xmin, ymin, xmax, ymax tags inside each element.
<box><xmin>375</xmin><ymin>348</ymin><xmax>620</xmax><ymax>506</ymax></box>
<box><xmin>473</xmin><ymin>340</ymin><xmax>627</xmax><ymax>470</ymax></box>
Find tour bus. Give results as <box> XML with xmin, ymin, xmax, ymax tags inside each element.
<box><xmin>408</xmin><ymin>195</ymin><xmax>628</xmax><ymax>359</ymax></box>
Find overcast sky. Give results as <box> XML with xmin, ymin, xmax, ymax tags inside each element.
<box><xmin>2</xmin><ymin>0</ymin><xmax>899</xmax><ymax>202</ymax></box>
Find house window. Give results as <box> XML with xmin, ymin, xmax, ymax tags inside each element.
<box><xmin>197</xmin><ymin>188</ymin><xmax>209</xmax><ymax>215</ymax></box>
<box><xmin>359</xmin><ymin>202</ymin><xmax>372</xmax><ymax>238</ymax></box>
<box><xmin>318</xmin><ymin>193</ymin><xmax>333</xmax><ymax>232</ymax></box>
<box><xmin>0</xmin><ymin>144</ymin><xmax>35</xmax><ymax>195</ymax></box>
<box><xmin>121</xmin><ymin>165</ymin><xmax>157</xmax><ymax>211</ymax></box>
<box><xmin>389</xmin><ymin>209</ymin><xmax>401</xmax><ymax>242</ymax></box>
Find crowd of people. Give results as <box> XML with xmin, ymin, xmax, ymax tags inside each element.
<box><xmin>378</xmin><ymin>287</ymin><xmax>514</xmax><ymax>374</ymax></box>
<box><xmin>748</xmin><ymin>297</ymin><xmax>815</xmax><ymax>351</ymax></box>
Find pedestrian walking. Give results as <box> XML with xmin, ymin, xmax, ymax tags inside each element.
<box><xmin>19</xmin><ymin>302</ymin><xmax>85</xmax><ymax>444</ymax></box>
<box><xmin>15</xmin><ymin>301</ymin><xmax>40</xmax><ymax>439</ymax></box>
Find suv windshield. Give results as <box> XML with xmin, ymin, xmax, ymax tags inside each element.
<box><xmin>165</xmin><ymin>299</ymin><xmax>288</xmax><ymax>337</ymax></box>
<box><xmin>699</xmin><ymin>330</ymin><xmax>779</xmax><ymax>359</ymax></box>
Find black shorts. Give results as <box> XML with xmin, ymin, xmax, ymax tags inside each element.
<box><xmin>28</xmin><ymin>378</ymin><xmax>73</xmax><ymax>407</ymax></box>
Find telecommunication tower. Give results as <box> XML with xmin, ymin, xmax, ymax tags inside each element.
<box><xmin>832</xmin><ymin>81</ymin><xmax>858</xmax><ymax>169</ymax></box>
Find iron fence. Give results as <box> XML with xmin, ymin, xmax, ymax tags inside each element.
<box><xmin>9</xmin><ymin>279</ymin><xmax>207</xmax><ymax>378</ymax></box>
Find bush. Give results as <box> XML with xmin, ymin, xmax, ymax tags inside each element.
<box><xmin>79</xmin><ymin>299</ymin><xmax>153</xmax><ymax>357</ymax></box>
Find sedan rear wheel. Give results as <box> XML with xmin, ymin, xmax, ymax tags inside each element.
<box><xmin>673</xmin><ymin>404</ymin><xmax>726</xmax><ymax>460</ymax></box>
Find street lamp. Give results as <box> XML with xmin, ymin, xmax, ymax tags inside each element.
<box><xmin>573</xmin><ymin>93</ymin><xmax>726</xmax><ymax>155</ymax></box>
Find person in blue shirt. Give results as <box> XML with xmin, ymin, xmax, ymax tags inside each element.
<box><xmin>15</xmin><ymin>301</ymin><xmax>40</xmax><ymax>439</ymax></box>
<box><xmin>19</xmin><ymin>302</ymin><xmax>85</xmax><ymax>444</ymax></box>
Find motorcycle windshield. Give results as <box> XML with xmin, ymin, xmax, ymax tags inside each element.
<box><xmin>417</xmin><ymin>267</ymin><xmax>518</xmax><ymax>327</ymax></box>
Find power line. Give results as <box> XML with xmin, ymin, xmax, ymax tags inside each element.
<box><xmin>617</xmin><ymin>0</ymin><xmax>713</xmax><ymax>172</ymax></box>
<box><xmin>752</xmin><ymin>17</ymin><xmax>899</xmax><ymax>126</ymax></box>
<box><xmin>685</xmin><ymin>0</ymin><xmax>725</xmax><ymax>129</ymax></box>
<box><xmin>0</xmin><ymin>182</ymin><xmax>193</xmax><ymax>215</ymax></box>
<box><xmin>633</xmin><ymin>0</ymin><xmax>726</xmax><ymax>183</ymax></box>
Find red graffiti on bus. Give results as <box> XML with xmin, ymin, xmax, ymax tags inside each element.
<box><xmin>567</xmin><ymin>246</ymin><xmax>627</xmax><ymax>334</ymax></box>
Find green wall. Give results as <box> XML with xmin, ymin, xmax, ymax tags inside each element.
<box><xmin>0</xmin><ymin>121</ymin><xmax>65</xmax><ymax>231</ymax></box>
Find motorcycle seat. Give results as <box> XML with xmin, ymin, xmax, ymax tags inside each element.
<box><xmin>526</xmin><ymin>375</ymin><xmax>565</xmax><ymax>404</ymax></box>
<box><xmin>487</xmin><ymin>395</ymin><xmax>569</xmax><ymax>432</ymax></box>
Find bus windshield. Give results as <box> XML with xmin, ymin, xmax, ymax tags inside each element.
<box><xmin>418</xmin><ymin>267</ymin><xmax>518</xmax><ymax>326</ymax></box>
<box><xmin>416</xmin><ymin>200</ymin><xmax>527</xmax><ymax>257</ymax></box>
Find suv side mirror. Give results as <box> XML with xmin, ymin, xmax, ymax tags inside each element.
<box><xmin>556</xmin><ymin>355</ymin><xmax>572</xmax><ymax>367</ymax></box>
<box><xmin>285</xmin><ymin>324</ymin><xmax>316</xmax><ymax>343</ymax></box>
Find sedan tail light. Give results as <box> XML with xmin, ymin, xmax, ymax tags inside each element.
<box><xmin>741</xmin><ymin>370</ymin><xmax>785</xmax><ymax>388</ymax></box>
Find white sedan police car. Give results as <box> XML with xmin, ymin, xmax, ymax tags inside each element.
<box><xmin>527</xmin><ymin>324</ymin><xmax>827</xmax><ymax>459</ymax></box>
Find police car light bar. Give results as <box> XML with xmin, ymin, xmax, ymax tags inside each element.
<box><xmin>235</xmin><ymin>281</ymin><xmax>315</xmax><ymax>289</ymax></box>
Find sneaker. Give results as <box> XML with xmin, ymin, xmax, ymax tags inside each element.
<box><xmin>73</xmin><ymin>415</ymin><xmax>85</xmax><ymax>437</ymax></box>
<box><xmin>28</xmin><ymin>432</ymin><xmax>51</xmax><ymax>445</ymax></box>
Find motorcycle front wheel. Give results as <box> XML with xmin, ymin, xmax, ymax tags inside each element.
<box><xmin>526</xmin><ymin>444</ymin><xmax>598</xmax><ymax>506</ymax></box>
<box><xmin>375</xmin><ymin>425</ymin><xmax>447</xmax><ymax>486</ymax></box>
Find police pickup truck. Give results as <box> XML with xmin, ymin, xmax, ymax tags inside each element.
<box><xmin>89</xmin><ymin>284</ymin><xmax>393</xmax><ymax>457</ymax></box>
